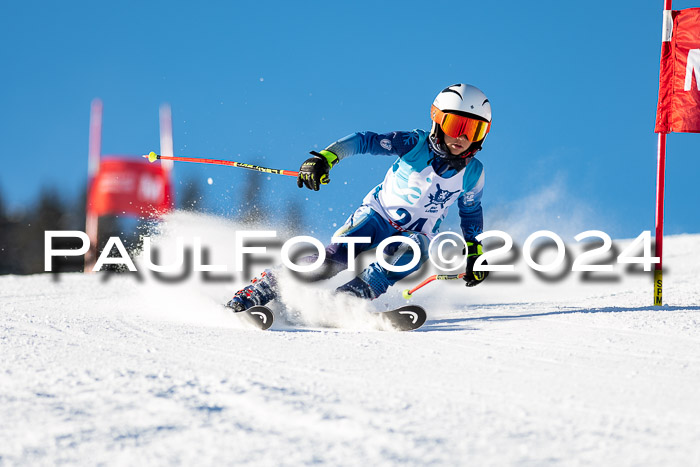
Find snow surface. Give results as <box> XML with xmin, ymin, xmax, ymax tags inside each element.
<box><xmin>2</xmin><ymin>212</ymin><xmax>700</xmax><ymax>466</ymax></box>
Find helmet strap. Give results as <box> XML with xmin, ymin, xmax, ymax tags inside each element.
<box><xmin>428</xmin><ymin>123</ymin><xmax>448</xmax><ymax>157</ymax></box>
<box><xmin>461</xmin><ymin>140</ymin><xmax>483</xmax><ymax>158</ymax></box>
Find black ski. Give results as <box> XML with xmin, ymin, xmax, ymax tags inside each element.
<box><xmin>224</xmin><ymin>303</ymin><xmax>424</xmax><ymax>331</ymax></box>
<box><xmin>377</xmin><ymin>305</ymin><xmax>427</xmax><ymax>331</ymax></box>
<box><xmin>228</xmin><ymin>305</ymin><xmax>274</xmax><ymax>330</ymax></box>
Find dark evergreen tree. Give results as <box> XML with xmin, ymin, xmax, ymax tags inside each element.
<box><xmin>180</xmin><ymin>177</ymin><xmax>205</xmax><ymax>211</ymax></box>
<box><xmin>239</xmin><ymin>172</ymin><xmax>266</xmax><ymax>226</ymax></box>
<box><xmin>12</xmin><ymin>187</ymin><xmax>69</xmax><ymax>273</ymax></box>
<box><xmin>0</xmin><ymin>185</ymin><xmax>12</xmax><ymax>274</ymax></box>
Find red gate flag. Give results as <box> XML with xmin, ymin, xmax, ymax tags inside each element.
<box><xmin>87</xmin><ymin>158</ymin><xmax>173</xmax><ymax>217</ymax></box>
<box><xmin>656</xmin><ymin>8</ymin><xmax>700</xmax><ymax>133</ymax></box>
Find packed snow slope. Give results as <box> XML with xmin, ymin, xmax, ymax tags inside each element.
<box><xmin>2</xmin><ymin>212</ymin><xmax>700</xmax><ymax>466</ymax></box>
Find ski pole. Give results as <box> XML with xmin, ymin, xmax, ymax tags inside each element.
<box><xmin>143</xmin><ymin>151</ymin><xmax>300</xmax><ymax>178</ymax></box>
<box><xmin>402</xmin><ymin>273</ymin><xmax>466</xmax><ymax>299</ymax></box>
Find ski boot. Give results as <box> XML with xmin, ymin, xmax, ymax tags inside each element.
<box><xmin>227</xmin><ymin>269</ymin><xmax>279</xmax><ymax>312</ymax></box>
<box><xmin>335</xmin><ymin>276</ymin><xmax>377</xmax><ymax>300</ymax></box>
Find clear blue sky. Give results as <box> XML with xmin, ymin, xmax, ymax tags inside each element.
<box><xmin>1</xmin><ymin>0</ymin><xmax>698</xmax><ymax>241</ymax></box>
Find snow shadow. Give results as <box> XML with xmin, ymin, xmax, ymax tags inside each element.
<box><xmin>421</xmin><ymin>305</ymin><xmax>700</xmax><ymax>332</ymax></box>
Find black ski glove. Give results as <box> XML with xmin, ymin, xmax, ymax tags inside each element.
<box><xmin>464</xmin><ymin>241</ymin><xmax>488</xmax><ymax>287</ymax></box>
<box><xmin>297</xmin><ymin>150</ymin><xmax>338</xmax><ymax>191</ymax></box>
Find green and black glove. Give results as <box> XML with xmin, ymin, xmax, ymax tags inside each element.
<box><xmin>297</xmin><ymin>150</ymin><xmax>339</xmax><ymax>191</ymax></box>
<box><xmin>464</xmin><ymin>241</ymin><xmax>488</xmax><ymax>287</ymax></box>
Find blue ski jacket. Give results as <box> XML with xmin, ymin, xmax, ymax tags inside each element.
<box><xmin>325</xmin><ymin>129</ymin><xmax>484</xmax><ymax>242</ymax></box>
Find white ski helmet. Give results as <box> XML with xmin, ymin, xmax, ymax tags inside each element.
<box><xmin>429</xmin><ymin>83</ymin><xmax>492</xmax><ymax>161</ymax></box>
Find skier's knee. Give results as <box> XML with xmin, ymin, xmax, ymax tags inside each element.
<box><xmin>382</xmin><ymin>232</ymin><xmax>429</xmax><ymax>271</ymax></box>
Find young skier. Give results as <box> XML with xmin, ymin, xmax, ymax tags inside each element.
<box><xmin>227</xmin><ymin>83</ymin><xmax>491</xmax><ymax>312</ymax></box>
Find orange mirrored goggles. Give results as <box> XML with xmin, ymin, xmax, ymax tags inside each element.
<box><xmin>430</xmin><ymin>105</ymin><xmax>491</xmax><ymax>142</ymax></box>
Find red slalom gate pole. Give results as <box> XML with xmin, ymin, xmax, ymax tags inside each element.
<box><xmin>654</xmin><ymin>0</ymin><xmax>673</xmax><ymax>306</ymax></box>
<box><xmin>654</xmin><ymin>133</ymin><xmax>667</xmax><ymax>306</ymax></box>
<box><xmin>143</xmin><ymin>152</ymin><xmax>300</xmax><ymax>178</ymax></box>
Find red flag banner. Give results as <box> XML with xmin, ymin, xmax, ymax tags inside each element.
<box><xmin>656</xmin><ymin>8</ymin><xmax>700</xmax><ymax>133</ymax></box>
<box><xmin>87</xmin><ymin>158</ymin><xmax>173</xmax><ymax>217</ymax></box>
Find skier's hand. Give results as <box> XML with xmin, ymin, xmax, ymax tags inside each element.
<box><xmin>464</xmin><ymin>241</ymin><xmax>488</xmax><ymax>287</ymax></box>
<box><xmin>297</xmin><ymin>150</ymin><xmax>338</xmax><ymax>191</ymax></box>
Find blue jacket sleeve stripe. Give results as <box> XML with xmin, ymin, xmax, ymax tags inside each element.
<box><xmin>324</xmin><ymin>131</ymin><xmax>422</xmax><ymax>161</ymax></box>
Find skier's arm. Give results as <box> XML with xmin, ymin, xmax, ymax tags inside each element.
<box><xmin>458</xmin><ymin>167</ymin><xmax>488</xmax><ymax>286</ymax></box>
<box><xmin>324</xmin><ymin>131</ymin><xmax>422</xmax><ymax>161</ymax></box>
<box><xmin>459</xmin><ymin>193</ymin><xmax>488</xmax><ymax>287</ymax></box>
<box><xmin>457</xmin><ymin>173</ymin><xmax>485</xmax><ymax>242</ymax></box>
<box><xmin>458</xmin><ymin>200</ymin><xmax>484</xmax><ymax>243</ymax></box>
<box><xmin>298</xmin><ymin>131</ymin><xmax>420</xmax><ymax>191</ymax></box>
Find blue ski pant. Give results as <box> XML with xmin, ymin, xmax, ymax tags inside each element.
<box><xmin>303</xmin><ymin>205</ymin><xmax>430</xmax><ymax>298</ymax></box>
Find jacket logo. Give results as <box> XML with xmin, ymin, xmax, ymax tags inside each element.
<box><xmin>424</xmin><ymin>183</ymin><xmax>460</xmax><ymax>211</ymax></box>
